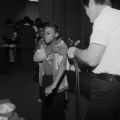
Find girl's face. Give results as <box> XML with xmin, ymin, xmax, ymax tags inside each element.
<box><xmin>44</xmin><ymin>27</ymin><xmax>58</xmax><ymax>44</ymax></box>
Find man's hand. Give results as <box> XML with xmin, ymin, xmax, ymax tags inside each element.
<box><xmin>68</xmin><ymin>47</ymin><xmax>78</xmax><ymax>58</ymax></box>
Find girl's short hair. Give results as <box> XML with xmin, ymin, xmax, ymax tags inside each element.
<box><xmin>82</xmin><ymin>0</ymin><xmax>89</xmax><ymax>6</ymax></box>
<box><xmin>44</xmin><ymin>23</ymin><xmax>61</xmax><ymax>33</ymax></box>
<box><xmin>82</xmin><ymin>0</ymin><xmax>111</xmax><ymax>7</ymax></box>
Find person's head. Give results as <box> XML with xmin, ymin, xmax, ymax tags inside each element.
<box><xmin>38</xmin><ymin>23</ymin><xmax>45</xmax><ymax>38</ymax></box>
<box><xmin>43</xmin><ymin>23</ymin><xmax>60</xmax><ymax>44</ymax></box>
<box><xmin>35</xmin><ymin>18</ymin><xmax>42</xmax><ymax>28</ymax></box>
<box><xmin>82</xmin><ymin>0</ymin><xmax>111</xmax><ymax>23</ymax></box>
<box><xmin>24</xmin><ymin>16</ymin><xmax>33</xmax><ymax>26</ymax></box>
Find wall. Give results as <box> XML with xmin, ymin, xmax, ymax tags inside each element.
<box><xmin>38</xmin><ymin>0</ymin><xmax>67</xmax><ymax>40</ymax></box>
<box><xmin>0</xmin><ymin>0</ymin><xmax>27</xmax><ymax>44</ymax></box>
<box><xmin>38</xmin><ymin>0</ymin><xmax>92</xmax><ymax>46</ymax></box>
<box><xmin>25</xmin><ymin>2</ymin><xmax>40</xmax><ymax>21</ymax></box>
<box><xmin>0</xmin><ymin>0</ymin><xmax>26</xmax><ymax>21</ymax></box>
<box><xmin>3</xmin><ymin>0</ymin><xmax>117</xmax><ymax>48</ymax></box>
<box><xmin>66</xmin><ymin>0</ymin><xmax>82</xmax><ymax>40</ymax></box>
<box><xmin>0</xmin><ymin>0</ymin><xmax>120</xmax><ymax>45</ymax></box>
<box><xmin>0</xmin><ymin>0</ymin><xmax>40</xmax><ymax>44</ymax></box>
<box><xmin>53</xmin><ymin>0</ymin><xmax>67</xmax><ymax>39</ymax></box>
<box><xmin>38</xmin><ymin>0</ymin><xmax>54</xmax><ymax>22</ymax></box>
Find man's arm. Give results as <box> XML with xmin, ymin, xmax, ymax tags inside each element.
<box><xmin>69</xmin><ymin>43</ymin><xmax>106</xmax><ymax>67</ymax></box>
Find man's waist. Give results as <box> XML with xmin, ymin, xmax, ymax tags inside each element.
<box><xmin>91</xmin><ymin>72</ymin><xmax>120</xmax><ymax>82</ymax></box>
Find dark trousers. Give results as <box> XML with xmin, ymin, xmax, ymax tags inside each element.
<box><xmin>86</xmin><ymin>78</ymin><xmax>120</xmax><ymax>120</ymax></box>
<box><xmin>18</xmin><ymin>48</ymin><xmax>34</xmax><ymax>69</ymax></box>
<box><xmin>41</xmin><ymin>75</ymin><xmax>66</xmax><ymax>120</ymax></box>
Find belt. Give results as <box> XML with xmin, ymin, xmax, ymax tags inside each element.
<box><xmin>91</xmin><ymin>73</ymin><xmax>120</xmax><ymax>83</ymax></box>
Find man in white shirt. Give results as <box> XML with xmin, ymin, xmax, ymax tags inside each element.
<box><xmin>68</xmin><ymin>0</ymin><xmax>120</xmax><ymax>120</ymax></box>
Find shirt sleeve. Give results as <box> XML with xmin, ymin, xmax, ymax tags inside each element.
<box><xmin>90</xmin><ymin>9</ymin><xmax>116</xmax><ymax>46</ymax></box>
<box><xmin>90</xmin><ymin>30</ymin><xmax>110</xmax><ymax>46</ymax></box>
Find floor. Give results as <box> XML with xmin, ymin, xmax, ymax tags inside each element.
<box><xmin>0</xmin><ymin>64</ymin><xmax>90</xmax><ymax>120</ymax></box>
<box><xmin>0</xmin><ymin>65</ymin><xmax>41</xmax><ymax>120</ymax></box>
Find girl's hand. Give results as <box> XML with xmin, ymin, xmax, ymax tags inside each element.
<box><xmin>45</xmin><ymin>83</ymin><xmax>56</xmax><ymax>95</ymax></box>
<box><xmin>68</xmin><ymin>47</ymin><xmax>78</xmax><ymax>58</ymax></box>
<box><xmin>33</xmin><ymin>46</ymin><xmax>46</xmax><ymax>62</ymax></box>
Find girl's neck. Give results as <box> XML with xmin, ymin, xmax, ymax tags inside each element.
<box><xmin>54</xmin><ymin>37</ymin><xmax>61</xmax><ymax>45</ymax></box>
<box><xmin>47</xmin><ymin>38</ymin><xmax>61</xmax><ymax>46</ymax></box>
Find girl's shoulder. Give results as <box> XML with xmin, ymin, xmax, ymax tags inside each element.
<box><xmin>55</xmin><ymin>39</ymin><xmax>68</xmax><ymax>56</ymax></box>
<box><xmin>55</xmin><ymin>38</ymin><xmax>66</xmax><ymax>46</ymax></box>
<box><xmin>57</xmin><ymin>39</ymin><xmax>67</xmax><ymax>49</ymax></box>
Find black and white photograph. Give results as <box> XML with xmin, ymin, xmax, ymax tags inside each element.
<box><xmin>0</xmin><ymin>0</ymin><xmax>120</xmax><ymax>120</ymax></box>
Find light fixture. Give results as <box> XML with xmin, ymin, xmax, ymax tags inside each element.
<box><xmin>29</xmin><ymin>0</ymin><xmax>39</xmax><ymax>2</ymax></box>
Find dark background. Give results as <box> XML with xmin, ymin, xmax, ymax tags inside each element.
<box><xmin>0</xmin><ymin>0</ymin><xmax>91</xmax><ymax>47</ymax></box>
<box><xmin>0</xmin><ymin>0</ymin><xmax>119</xmax><ymax>47</ymax></box>
<box><xmin>0</xmin><ymin>0</ymin><xmax>120</xmax><ymax>120</ymax></box>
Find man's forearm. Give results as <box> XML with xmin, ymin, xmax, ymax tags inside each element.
<box><xmin>74</xmin><ymin>49</ymin><xmax>89</xmax><ymax>66</ymax></box>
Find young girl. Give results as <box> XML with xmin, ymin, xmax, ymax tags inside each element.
<box><xmin>33</xmin><ymin>23</ymin><xmax>69</xmax><ymax>120</ymax></box>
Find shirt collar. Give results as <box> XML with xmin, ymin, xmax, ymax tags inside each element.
<box><xmin>94</xmin><ymin>5</ymin><xmax>111</xmax><ymax>24</ymax></box>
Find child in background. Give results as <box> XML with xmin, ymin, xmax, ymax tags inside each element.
<box><xmin>34</xmin><ymin>23</ymin><xmax>45</xmax><ymax>50</ymax></box>
<box><xmin>33</xmin><ymin>23</ymin><xmax>69</xmax><ymax>120</ymax></box>
<box><xmin>33</xmin><ymin>23</ymin><xmax>45</xmax><ymax>102</ymax></box>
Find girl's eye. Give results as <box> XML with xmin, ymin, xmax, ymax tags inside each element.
<box><xmin>47</xmin><ymin>32</ymin><xmax>51</xmax><ymax>35</ymax></box>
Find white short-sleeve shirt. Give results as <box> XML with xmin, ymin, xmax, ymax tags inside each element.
<box><xmin>90</xmin><ymin>6</ymin><xmax>120</xmax><ymax>75</ymax></box>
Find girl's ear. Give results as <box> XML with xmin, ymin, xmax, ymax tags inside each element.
<box><xmin>55</xmin><ymin>33</ymin><xmax>59</xmax><ymax>38</ymax></box>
